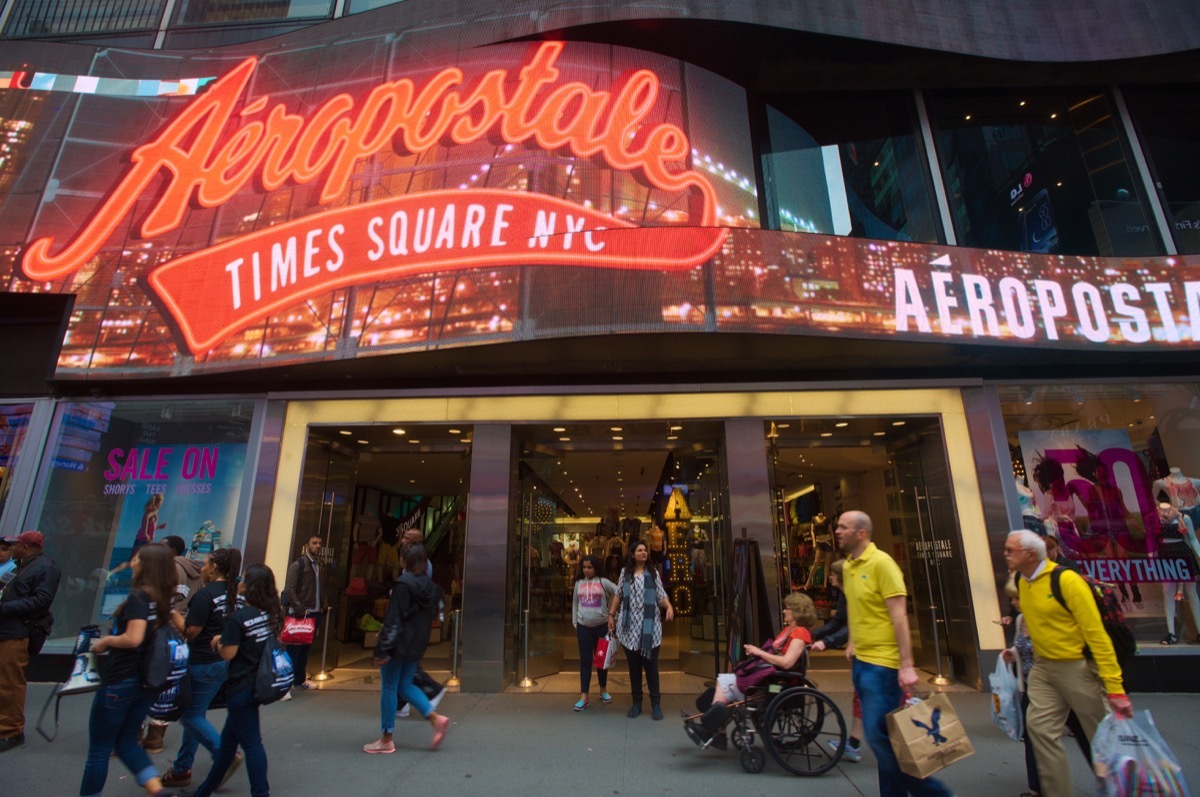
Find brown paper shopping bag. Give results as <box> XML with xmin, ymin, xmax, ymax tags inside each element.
<box><xmin>886</xmin><ymin>692</ymin><xmax>975</xmax><ymax>779</ymax></box>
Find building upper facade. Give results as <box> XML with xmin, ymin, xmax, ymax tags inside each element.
<box><xmin>0</xmin><ymin>0</ymin><xmax>1197</xmax><ymax>388</ymax></box>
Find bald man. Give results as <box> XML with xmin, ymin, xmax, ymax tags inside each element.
<box><xmin>836</xmin><ymin>511</ymin><xmax>953</xmax><ymax>797</ymax></box>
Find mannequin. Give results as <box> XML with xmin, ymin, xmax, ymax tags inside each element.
<box><xmin>1154</xmin><ymin>467</ymin><xmax>1200</xmax><ymax>531</ymax></box>
<box><xmin>605</xmin><ymin>533</ymin><xmax>626</xmax><ymax>580</ymax></box>
<box><xmin>563</xmin><ymin>541</ymin><xmax>581</xmax><ymax>575</ymax></box>
<box><xmin>687</xmin><ymin>525</ymin><xmax>708</xmax><ymax>573</ymax></box>
<box><xmin>648</xmin><ymin>525</ymin><xmax>667</xmax><ymax>566</ymax></box>
<box><xmin>804</xmin><ymin>513</ymin><xmax>833</xmax><ymax>589</ymax></box>
<box><xmin>1016</xmin><ymin>477</ymin><xmax>1045</xmax><ymax>536</ymax></box>
<box><xmin>1156</xmin><ymin>503</ymin><xmax>1200</xmax><ymax>645</ymax></box>
<box><xmin>352</xmin><ymin>510</ymin><xmax>382</xmax><ymax>580</ymax></box>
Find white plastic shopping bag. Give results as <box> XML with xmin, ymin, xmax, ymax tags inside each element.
<box><xmin>988</xmin><ymin>654</ymin><xmax>1022</xmax><ymax>742</ymax></box>
<box><xmin>1092</xmin><ymin>710</ymin><xmax>1192</xmax><ymax>797</ymax></box>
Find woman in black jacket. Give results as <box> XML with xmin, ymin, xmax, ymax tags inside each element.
<box><xmin>363</xmin><ymin>544</ymin><xmax>450</xmax><ymax>754</ymax></box>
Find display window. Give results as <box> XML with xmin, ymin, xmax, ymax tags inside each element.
<box><xmin>998</xmin><ymin>382</ymin><xmax>1200</xmax><ymax>646</ymax></box>
<box><xmin>23</xmin><ymin>398</ymin><xmax>256</xmax><ymax>651</ymax></box>
<box><xmin>0</xmin><ymin>402</ymin><xmax>35</xmax><ymax>520</ymax></box>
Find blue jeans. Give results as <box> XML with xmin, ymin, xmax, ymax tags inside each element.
<box><xmin>172</xmin><ymin>659</ymin><xmax>229</xmax><ymax>771</ymax></box>
<box><xmin>79</xmin><ymin>677</ymin><xmax>156</xmax><ymax>796</ymax></box>
<box><xmin>193</xmin><ymin>686</ymin><xmax>268</xmax><ymax>797</ymax></box>
<box><xmin>852</xmin><ymin>659</ymin><xmax>954</xmax><ymax>797</ymax></box>
<box><xmin>576</xmin><ymin>623</ymin><xmax>609</xmax><ymax>694</ymax></box>
<box><xmin>380</xmin><ymin>658</ymin><xmax>432</xmax><ymax>733</ymax></box>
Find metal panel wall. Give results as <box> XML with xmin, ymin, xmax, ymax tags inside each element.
<box><xmin>459</xmin><ymin>423</ymin><xmax>513</xmax><ymax>692</ymax></box>
<box><xmin>722</xmin><ymin>418</ymin><xmax>780</xmax><ymax>622</ymax></box>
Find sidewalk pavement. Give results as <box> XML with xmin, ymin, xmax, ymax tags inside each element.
<box><xmin>9</xmin><ymin>684</ymin><xmax>1199</xmax><ymax>796</ymax></box>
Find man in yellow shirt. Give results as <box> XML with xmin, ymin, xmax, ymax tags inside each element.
<box><xmin>837</xmin><ymin>511</ymin><xmax>953</xmax><ymax>797</ymax></box>
<box><xmin>1005</xmin><ymin>529</ymin><xmax>1134</xmax><ymax>797</ymax></box>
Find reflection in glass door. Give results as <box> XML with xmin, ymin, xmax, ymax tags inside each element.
<box><xmin>512</xmin><ymin>476</ymin><xmax>566</xmax><ymax>681</ymax></box>
<box><xmin>892</xmin><ymin>424</ymin><xmax>971</xmax><ymax>683</ymax></box>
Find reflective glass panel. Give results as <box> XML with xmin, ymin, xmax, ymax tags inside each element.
<box><xmin>928</xmin><ymin>89</ymin><xmax>1162</xmax><ymax>257</ymax></box>
<box><xmin>761</xmin><ymin>93</ymin><xmax>940</xmax><ymax>243</ymax></box>
<box><xmin>1122</xmin><ymin>85</ymin><xmax>1200</xmax><ymax>254</ymax></box>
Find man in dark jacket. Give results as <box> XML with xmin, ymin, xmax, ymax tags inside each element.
<box><xmin>0</xmin><ymin>531</ymin><xmax>62</xmax><ymax>752</ymax></box>
<box><xmin>281</xmin><ymin>535</ymin><xmax>326</xmax><ymax>692</ymax></box>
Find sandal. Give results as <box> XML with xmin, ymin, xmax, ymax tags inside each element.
<box><xmin>1161</xmin><ymin>633</ymin><xmax>1179</xmax><ymax>645</ymax></box>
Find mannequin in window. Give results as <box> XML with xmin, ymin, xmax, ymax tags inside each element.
<box><xmin>1153</xmin><ymin>467</ymin><xmax>1200</xmax><ymax>532</ymax></box>
<box><xmin>1016</xmin><ymin>477</ymin><xmax>1045</xmax><ymax>536</ymax></box>
<box><xmin>353</xmin><ymin>510</ymin><xmax>382</xmax><ymax>580</ymax></box>
<box><xmin>548</xmin><ymin>536</ymin><xmax>565</xmax><ymax>574</ymax></box>
<box><xmin>1155</xmin><ymin>503</ymin><xmax>1200</xmax><ymax>645</ymax></box>
<box><xmin>564</xmin><ymin>542</ymin><xmax>581</xmax><ymax>576</ymax></box>
<box><xmin>648</xmin><ymin>525</ymin><xmax>667</xmax><ymax>567</ymax></box>
<box><xmin>804</xmin><ymin>513</ymin><xmax>833</xmax><ymax>589</ymax></box>
<box><xmin>604</xmin><ymin>533</ymin><xmax>625</xmax><ymax>581</ymax></box>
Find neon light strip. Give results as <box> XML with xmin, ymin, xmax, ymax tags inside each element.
<box><xmin>0</xmin><ymin>70</ymin><xmax>216</xmax><ymax>97</ymax></box>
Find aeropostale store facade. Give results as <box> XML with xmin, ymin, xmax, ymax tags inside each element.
<box><xmin>0</xmin><ymin>10</ymin><xmax>1198</xmax><ymax>692</ymax></box>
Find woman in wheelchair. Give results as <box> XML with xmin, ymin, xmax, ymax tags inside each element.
<box><xmin>686</xmin><ymin>592</ymin><xmax>817</xmax><ymax>749</ymax></box>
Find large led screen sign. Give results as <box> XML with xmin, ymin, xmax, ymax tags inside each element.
<box><xmin>0</xmin><ymin>38</ymin><xmax>1197</xmax><ymax>379</ymax></box>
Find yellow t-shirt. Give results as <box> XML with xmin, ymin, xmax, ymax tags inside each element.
<box><xmin>844</xmin><ymin>542</ymin><xmax>907</xmax><ymax>669</ymax></box>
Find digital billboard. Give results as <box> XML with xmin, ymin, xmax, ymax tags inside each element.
<box><xmin>0</xmin><ymin>37</ymin><xmax>1197</xmax><ymax>380</ymax></box>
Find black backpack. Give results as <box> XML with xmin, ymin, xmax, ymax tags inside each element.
<box><xmin>255</xmin><ymin>634</ymin><xmax>295</xmax><ymax>705</ymax></box>
<box><xmin>1049</xmin><ymin>567</ymin><xmax>1137</xmax><ymax>671</ymax></box>
<box><xmin>141</xmin><ymin>622</ymin><xmax>190</xmax><ymax>694</ymax></box>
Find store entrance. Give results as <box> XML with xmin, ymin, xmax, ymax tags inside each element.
<box><xmin>510</xmin><ymin>421</ymin><xmax>728</xmax><ymax>693</ymax></box>
<box><xmin>290</xmin><ymin>424</ymin><xmax>470</xmax><ymax>686</ymax></box>
<box><xmin>768</xmin><ymin>416</ymin><xmax>973</xmax><ymax>683</ymax></box>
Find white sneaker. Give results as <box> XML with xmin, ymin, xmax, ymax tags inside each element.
<box><xmin>429</xmin><ymin>688</ymin><xmax>448</xmax><ymax>711</ymax></box>
<box><xmin>396</xmin><ymin>704</ymin><xmax>410</xmax><ymax>718</ymax></box>
<box><xmin>280</xmin><ymin>689</ymin><xmax>293</xmax><ymax>702</ymax></box>
<box><xmin>827</xmin><ymin>739</ymin><xmax>861</xmax><ymax>762</ymax></box>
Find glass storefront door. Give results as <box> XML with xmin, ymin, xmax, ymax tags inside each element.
<box><xmin>769</xmin><ymin>414</ymin><xmax>973</xmax><ymax>683</ymax></box>
<box><xmin>509</xmin><ymin>421</ymin><xmax>727</xmax><ymax>687</ymax></box>
<box><xmin>293</xmin><ymin>423</ymin><xmax>471</xmax><ymax>681</ymax></box>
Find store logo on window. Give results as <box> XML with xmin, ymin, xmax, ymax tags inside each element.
<box><xmin>20</xmin><ymin>43</ymin><xmax>727</xmax><ymax>354</ymax></box>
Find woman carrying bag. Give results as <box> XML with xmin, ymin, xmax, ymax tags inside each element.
<box><xmin>187</xmin><ymin>564</ymin><xmax>283</xmax><ymax>797</ymax></box>
<box><xmin>81</xmin><ymin>543</ymin><xmax>185</xmax><ymax>797</ymax></box>
<box><xmin>571</xmin><ymin>555</ymin><xmax>617</xmax><ymax>711</ymax></box>
<box><xmin>608</xmin><ymin>541</ymin><xmax>673</xmax><ymax>720</ymax></box>
<box><xmin>363</xmin><ymin>544</ymin><xmax>451</xmax><ymax>754</ymax></box>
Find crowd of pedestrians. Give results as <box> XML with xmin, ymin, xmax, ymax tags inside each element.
<box><xmin>0</xmin><ymin>508</ymin><xmax>1141</xmax><ymax>797</ymax></box>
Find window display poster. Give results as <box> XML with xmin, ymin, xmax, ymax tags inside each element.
<box><xmin>97</xmin><ymin>442</ymin><xmax>246</xmax><ymax>619</ymax></box>
<box><xmin>1019</xmin><ymin>428</ymin><xmax>1183</xmax><ymax>586</ymax></box>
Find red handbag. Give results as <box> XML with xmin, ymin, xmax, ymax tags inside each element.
<box><xmin>281</xmin><ymin>616</ymin><xmax>316</xmax><ymax>645</ymax></box>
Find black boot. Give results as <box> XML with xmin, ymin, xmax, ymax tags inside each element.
<box><xmin>651</xmin><ymin>696</ymin><xmax>664</xmax><ymax>721</ymax></box>
<box><xmin>701</xmin><ymin>703</ymin><xmax>730</xmax><ymax>736</ymax></box>
<box><xmin>627</xmin><ymin>699</ymin><xmax>643</xmax><ymax>718</ymax></box>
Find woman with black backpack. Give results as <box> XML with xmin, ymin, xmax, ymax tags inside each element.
<box><xmin>185</xmin><ymin>564</ymin><xmax>282</xmax><ymax>797</ymax></box>
<box><xmin>81</xmin><ymin>543</ymin><xmax>185</xmax><ymax>797</ymax></box>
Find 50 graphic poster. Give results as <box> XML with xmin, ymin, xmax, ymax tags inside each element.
<box><xmin>97</xmin><ymin>443</ymin><xmax>246</xmax><ymax>619</ymax></box>
<box><xmin>1018</xmin><ymin>428</ymin><xmax>1185</xmax><ymax>617</ymax></box>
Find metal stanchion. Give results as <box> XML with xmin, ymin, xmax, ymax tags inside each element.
<box><xmin>518</xmin><ymin>608</ymin><xmax>537</xmax><ymax>687</ymax></box>
<box><xmin>446</xmin><ymin>608</ymin><xmax>462</xmax><ymax>688</ymax></box>
<box><xmin>312</xmin><ymin>606</ymin><xmax>334</xmax><ymax>682</ymax></box>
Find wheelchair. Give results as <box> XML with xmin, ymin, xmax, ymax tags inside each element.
<box><xmin>682</xmin><ymin>653</ymin><xmax>847</xmax><ymax>776</ymax></box>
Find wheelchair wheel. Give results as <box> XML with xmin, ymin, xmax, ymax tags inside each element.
<box><xmin>739</xmin><ymin>745</ymin><xmax>766</xmax><ymax>773</ymax></box>
<box><xmin>762</xmin><ymin>686</ymin><xmax>846</xmax><ymax>776</ymax></box>
<box><xmin>730</xmin><ymin>727</ymin><xmax>749</xmax><ymax>751</ymax></box>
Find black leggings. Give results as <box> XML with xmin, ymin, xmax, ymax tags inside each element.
<box><xmin>576</xmin><ymin>623</ymin><xmax>609</xmax><ymax>694</ymax></box>
<box><xmin>623</xmin><ymin>645</ymin><xmax>661</xmax><ymax>702</ymax></box>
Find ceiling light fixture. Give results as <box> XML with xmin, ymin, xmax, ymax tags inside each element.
<box><xmin>448</xmin><ymin>428</ymin><xmax>461</xmax><ymax>434</ymax></box>
<box><xmin>340</xmin><ymin>430</ymin><xmax>352</xmax><ymax>436</ymax></box>
<box><xmin>391</xmin><ymin>428</ymin><xmax>405</xmax><ymax>436</ymax></box>
<box><xmin>835</xmin><ymin>422</ymin><xmax>849</xmax><ymax>428</ymax></box>
<box><xmin>892</xmin><ymin>421</ymin><xmax>906</xmax><ymax>427</ymax></box>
